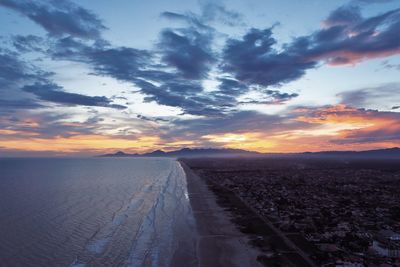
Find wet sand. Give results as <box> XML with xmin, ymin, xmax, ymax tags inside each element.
<box><xmin>179</xmin><ymin>161</ymin><xmax>262</xmax><ymax>267</ymax></box>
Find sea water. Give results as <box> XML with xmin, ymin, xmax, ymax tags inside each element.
<box><xmin>0</xmin><ymin>158</ymin><xmax>197</xmax><ymax>266</ymax></box>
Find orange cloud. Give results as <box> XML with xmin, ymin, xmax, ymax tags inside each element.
<box><xmin>199</xmin><ymin>105</ymin><xmax>400</xmax><ymax>153</ymax></box>
<box><xmin>0</xmin><ymin>134</ymin><xmax>161</xmax><ymax>154</ymax></box>
<box><xmin>1</xmin><ymin>104</ymin><xmax>398</xmax><ymax>155</ymax></box>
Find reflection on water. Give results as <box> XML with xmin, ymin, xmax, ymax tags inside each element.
<box><xmin>0</xmin><ymin>158</ymin><xmax>197</xmax><ymax>266</ymax></box>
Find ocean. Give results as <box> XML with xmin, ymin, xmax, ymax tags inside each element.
<box><xmin>0</xmin><ymin>158</ymin><xmax>197</xmax><ymax>267</ymax></box>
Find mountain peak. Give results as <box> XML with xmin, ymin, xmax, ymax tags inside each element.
<box><xmin>98</xmin><ymin>147</ymin><xmax>400</xmax><ymax>158</ymax></box>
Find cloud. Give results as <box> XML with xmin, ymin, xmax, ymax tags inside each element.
<box><xmin>161</xmin><ymin>2</ymin><xmax>243</xmax><ymax>27</ymax></box>
<box><xmin>167</xmin><ymin>110</ymin><xmax>293</xmax><ymax>139</ymax></box>
<box><xmin>217</xmin><ymin>78</ymin><xmax>248</xmax><ymax>96</ymax></box>
<box><xmin>222</xmin><ymin>28</ymin><xmax>316</xmax><ymax>87</ymax></box>
<box><xmin>222</xmin><ymin>6</ymin><xmax>400</xmax><ymax>88</ymax></box>
<box><xmin>160</xmin><ymin>11</ymin><xmax>211</xmax><ymax>31</ymax></box>
<box><xmin>353</xmin><ymin>0</ymin><xmax>395</xmax><ymax>4</ymax></box>
<box><xmin>3</xmin><ymin>0</ymin><xmax>398</xmax><ymax>142</ymax></box>
<box><xmin>240</xmin><ymin>90</ymin><xmax>299</xmax><ymax>105</ymax></box>
<box><xmin>0</xmin><ymin>0</ymin><xmax>106</xmax><ymax>39</ymax></box>
<box><xmin>312</xmin><ymin>6</ymin><xmax>400</xmax><ymax>65</ymax></box>
<box><xmin>158</xmin><ymin>28</ymin><xmax>216</xmax><ymax>79</ymax></box>
<box><xmin>200</xmin><ymin>2</ymin><xmax>244</xmax><ymax>26</ymax></box>
<box><xmin>338</xmin><ymin>83</ymin><xmax>400</xmax><ymax>110</ymax></box>
<box><xmin>88</xmin><ymin>46</ymin><xmax>151</xmax><ymax>81</ymax></box>
<box><xmin>12</xmin><ymin>35</ymin><xmax>45</xmax><ymax>53</ymax></box>
<box><xmin>294</xmin><ymin>104</ymin><xmax>400</xmax><ymax>144</ymax></box>
<box><xmin>324</xmin><ymin>5</ymin><xmax>362</xmax><ymax>27</ymax></box>
<box><xmin>0</xmin><ymin>50</ymin><xmax>37</xmax><ymax>88</ymax></box>
<box><xmin>381</xmin><ymin>60</ymin><xmax>400</xmax><ymax>70</ymax></box>
<box><xmin>137</xmin><ymin>78</ymin><xmax>228</xmax><ymax>116</ymax></box>
<box><xmin>1</xmin><ymin>47</ymin><xmax>125</xmax><ymax>112</ymax></box>
<box><xmin>0</xmin><ymin>99</ymin><xmax>43</xmax><ymax>113</ymax></box>
<box><xmin>22</xmin><ymin>82</ymin><xmax>127</xmax><ymax>109</ymax></box>
<box><xmin>0</xmin><ymin>49</ymin><xmax>54</xmax><ymax>111</ymax></box>
<box><xmin>0</xmin><ymin>2</ymin><xmax>315</xmax><ymax>116</ymax></box>
<box><xmin>47</xmin><ymin>18</ymin><xmax>223</xmax><ymax>115</ymax></box>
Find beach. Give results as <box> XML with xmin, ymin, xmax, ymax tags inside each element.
<box><xmin>180</xmin><ymin>161</ymin><xmax>263</xmax><ymax>267</ymax></box>
<box><xmin>180</xmin><ymin>159</ymin><xmax>318</xmax><ymax>267</ymax></box>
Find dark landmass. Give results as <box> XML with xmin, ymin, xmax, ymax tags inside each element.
<box><xmin>98</xmin><ymin>147</ymin><xmax>261</xmax><ymax>157</ymax></box>
<box><xmin>99</xmin><ymin>147</ymin><xmax>400</xmax><ymax>158</ymax></box>
<box><xmin>182</xmin><ymin>157</ymin><xmax>400</xmax><ymax>266</ymax></box>
<box><xmin>301</xmin><ymin>147</ymin><xmax>400</xmax><ymax>158</ymax></box>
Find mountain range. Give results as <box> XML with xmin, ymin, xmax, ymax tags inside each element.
<box><xmin>99</xmin><ymin>147</ymin><xmax>400</xmax><ymax>158</ymax></box>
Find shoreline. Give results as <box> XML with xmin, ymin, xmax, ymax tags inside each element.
<box><xmin>179</xmin><ymin>161</ymin><xmax>263</xmax><ymax>267</ymax></box>
<box><xmin>179</xmin><ymin>159</ymin><xmax>317</xmax><ymax>267</ymax></box>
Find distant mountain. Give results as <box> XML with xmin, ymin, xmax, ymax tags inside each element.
<box><xmin>98</xmin><ymin>147</ymin><xmax>400</xmax><ymax>158</ymax></box>
<box><xmin>98</xmin><ymin>148</ymin><xmax>260</xmax><ymax>158</ymax></box>
<box><xmin>99</xmin><ymin>151</ymin><xmax>139</xmax><ymax>157</ymax></box>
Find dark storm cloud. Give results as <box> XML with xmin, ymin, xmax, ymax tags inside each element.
<box><xmin>324</xmin><ymin>5</ymin><xmax>362</xmax><ymax>26</ymax></box>
<box><xmin>5</xmin><ymin>0</ymin><xmax>398</xmax><ymax>120</ymax></box>
<box><xmin>312</xmin><ymin>6</ymin><xmax>400</xmax><ymax>65</ymax></box>
<box><xmin>48</xmin><ymin>33</ymin><xmax>297</xmax><ymax>115</ymax></box>
<box><xmin>0</xmin><ymin>47</ymin><xmax>126</xmax><ymax>112</ymax></box>
<box><xmin>22</xmin><ymin>83</ymin><xmax>127</xmax><ymax>109</ymax></box>
<box><xmin>0</xmin><ymin>50</ymin><xmax>35</xmax><ymax>87</ymax></box>
<box><xmin>159</xmin><ymin>7</ymin><xmax>217</xmax><ymax>80</ymax></box>
<box><xmin>48</xmin><ymin>37</ymin><xmax>218</xmax><ymax>114</ymax></box>
<box><xmin>222</xmin><ymin>28</ymin><xmax>316</xmax><ymax>87</ymax></box>
<box><xmin>15</xmin><ymin>0</ymin><xmax>296</xmax><ymax>116</ymax></box>
<box><xmin>47</xmin><ymin>20</ymin><xmax>224</xmax><ymax>115</ymax></box>
<box><xmin>158</xmin><ymin>28</ymin><xmax>216</xmax><ymax>79</ymax></box>
<box><xmin>137</xmin><ymin>78</ymin><xmax>224</xmax><ymax>116</ymax></box>
<box><xmin>0</xmin><ymin>49</ymin><xmax>54</xmax><ymax>112</ymax></box>
<box><xmin>0</xmin><ymin>0</ymin><xmax>106</xmax><ymax>39</ymax></box>
<box><xmin>0</xmin><ymin>50</ymin><xmax>45</xmax><ymax>114</ymax></box>
<box><xmin>88</xmin><ymin>47</ymin><xmax>151</xmax><ymax>81</ymax></box>
<box><xmin>223</xmin><ymin>6</ymin><xmax>400</xmax><ymax>87</ymax></box>
<box><xmin>217</xmin><ymin>78</ymin><xmax>248</xmax><ymax>97</ymax></box>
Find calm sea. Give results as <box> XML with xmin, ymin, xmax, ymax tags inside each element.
<box><xmin>0</xmin><ymin>158</ymin><xmax>197</xmax><ymax>267</ymax></box>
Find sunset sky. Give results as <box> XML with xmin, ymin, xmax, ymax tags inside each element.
<box><xmin>0</xmin><ymin>0</ymin><xmax>399</xmax><ymax>156</ymax></box>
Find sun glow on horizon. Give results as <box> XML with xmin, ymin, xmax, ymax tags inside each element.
<box><xmin>1</xmin><ymin>104</ymin><xmax>399</xmax><ymax>155</ymax></box>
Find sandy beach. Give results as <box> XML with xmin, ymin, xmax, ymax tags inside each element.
<box><xmin>179</xmin><ymin>161</ymin><xmax>263</xmax><ymax>267</ymax></box>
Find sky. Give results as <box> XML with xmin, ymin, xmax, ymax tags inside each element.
<box><xmin>0</xmin><ymin>0</ymin><xmax>399</xmax><ymax>156</ymax></box>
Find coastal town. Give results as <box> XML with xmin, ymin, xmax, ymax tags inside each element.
<box><xmin>184</xmin><ymin>157</ymin><xmax>400</xmax><ymax>266</ymax></box>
